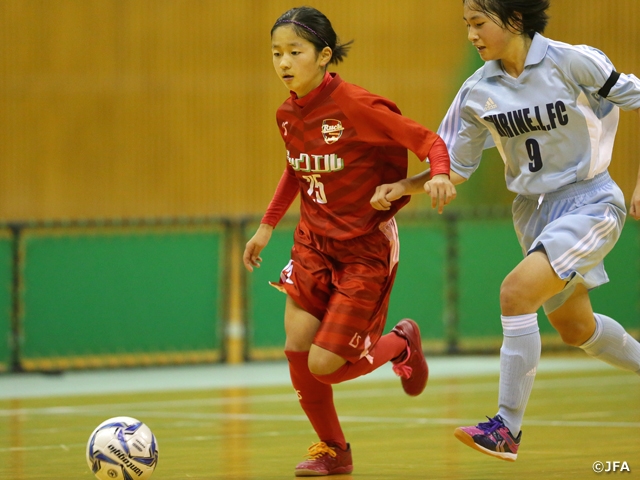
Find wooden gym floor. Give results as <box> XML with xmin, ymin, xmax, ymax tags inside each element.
<box><xmin>1</xmin><ymin>354</ymin><xmax>639</xmax><ymax>479</ymax></box>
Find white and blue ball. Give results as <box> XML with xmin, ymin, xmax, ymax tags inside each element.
<box><xmin>86</xmin><ymin>416</ymin><xmax>159</xmax><ymax>480</ymax></box>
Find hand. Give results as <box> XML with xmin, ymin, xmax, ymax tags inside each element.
<box><xmin>630</xmin><ymin>184</ymin><xmax>640</xmax><ymax>220</ymax></box>
<box><xmin>370</xmin><ymin>181</ymin><xmax>408</xmax><ymax>211</ymax></box>
<box><xmin>243</xmin><ymin>224</ymin><xmax>273</xmax><ymax>272</ymax></box>
<box><xmin>423</xmin><ymin>174</ymin><xmax>457</xmax><ymax>214</ymax></box>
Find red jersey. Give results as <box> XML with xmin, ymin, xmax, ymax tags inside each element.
<box><xmin>263</xmin><ymin>73</ymin><xmax>447</xmax><ymax>240</ymax></box>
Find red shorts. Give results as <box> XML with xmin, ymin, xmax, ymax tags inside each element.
<box><xmin>272</xmin><ymin>219</ymin><xmax>399</xmax><ymax>363</ymax></box>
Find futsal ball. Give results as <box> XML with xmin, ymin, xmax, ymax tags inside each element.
<box><xmin>86</xmin><ymin>416</ymin><xmax>159</xmax><ymax>480</ymax></box>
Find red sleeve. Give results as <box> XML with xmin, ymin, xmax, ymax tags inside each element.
<box><xmin>260</xmin><ymin>166</ymin><xmax>299</xmax><ymax>228</ymax></box>
<box><xmin>426</xmin><ymin>135</ymin><xmax>451</xmax><ymax>177</ymax></box>
<box><xmin>334</xmin><ymin>84</ymin><xmax>442</xmax><ymax>164</ymax></box>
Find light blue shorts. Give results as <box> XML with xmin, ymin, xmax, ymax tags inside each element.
<box><xmin>512</xmin><ymin>171</ymin><xmax>626</xmax><ymax>313</ymax></box>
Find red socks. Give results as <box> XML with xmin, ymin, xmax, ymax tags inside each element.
<box><xmin>285</xmin><ymin>332</ymin><xmax>406</xmax><ymax>449</ymax></box>
<box><xmin>285</xmin><ymin>350</ymin><xmax>347</xmax><ymax>450</ymax></box>
<box><xmin>313</xmin><ymin>331</ymin><xmax>407</xmax><ymax>384</ymax></box>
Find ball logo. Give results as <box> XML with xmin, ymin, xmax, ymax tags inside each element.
<box><xmin>86</xmin><ymin>416</ymin><xmax>158</xmax><ymax>480</ymax></box>
<box><xmin>321</xmin><ymin>119</ymin><xmax>344</xmax><ymax>144</ymax></box>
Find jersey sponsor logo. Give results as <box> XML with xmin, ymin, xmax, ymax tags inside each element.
<box><xmin>484</xmin><ymin>97</ymin><xmax>498</xmax><ymax>111</ymax></box>
<box><xmin>484</xmin><ymin>101</ymin><xmax>569</xmax><ymax>138</ymax></box>
<box><xmin>287</xmin><ymin>150</ymin><xmax>344</xmax><ymax>173</ymax></box>
<box><xmin>321</xmin><ymin>119</ymin><xmax>344</xmax><ymax>144</ymax></box>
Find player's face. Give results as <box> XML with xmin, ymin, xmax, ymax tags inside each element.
<box><xmin>463</xmin><ymin>6</ymin><xmax>520</xmax><ymax>62</ymax></box>
<box><xmin>271</xmin><ymin>25</ymin><xmax>330</xmax><ymax>98</ymax></box>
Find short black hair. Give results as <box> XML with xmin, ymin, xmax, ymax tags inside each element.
<box><xmin>271</xmin><ymin>6</ymin><xmax>353</xmax><ymax>65</ymax></box>
<box><xmin>464</xmin><ymin>0</ymin><xmax>551</xmax><ymax>37</ymax></box>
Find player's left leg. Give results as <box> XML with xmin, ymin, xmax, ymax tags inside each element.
<box><xmin>284</xmin><ymin>297</ymin><xmax>352</xmax><ymax>478</ymax></box>
<box><xmin>548</xmin><ymin>284</ymin><xmax>640</xmax><ymax>373</ymax></box>
<box><xmin>309</xmin><ymin>320</ymin><xmax>428</xmax><ymax>396</ymax></box>
<box><xmin>308</xmin><ymin>221</ymin><xmax>428</xmax><ymax>396</ymax></box>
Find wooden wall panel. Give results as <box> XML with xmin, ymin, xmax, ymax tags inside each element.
<box><xmin>0</xmin><ymin>1</ymin><xmax>637</xmax><ymax>222</ymax></box>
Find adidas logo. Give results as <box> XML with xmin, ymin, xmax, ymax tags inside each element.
<box><xmin>484</xmin><ymin>97</ymin><xmax>498</xmax><ymax>111</ymax></box>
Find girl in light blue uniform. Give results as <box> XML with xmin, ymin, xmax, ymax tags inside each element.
<box><xmin>370</xmin><ymin>0</ymin><xmax>640</xmax><ymax>462</ymax></box>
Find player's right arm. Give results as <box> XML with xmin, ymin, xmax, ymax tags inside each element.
<box><xmin>243</xmin><ymin>166</ymin><xmax>299</xmax><ymax>272</ymax></box>
<box><xmin>243</xmin><ymin>223</ymin><xmax>274</xmax><ymax>272</ymax></box>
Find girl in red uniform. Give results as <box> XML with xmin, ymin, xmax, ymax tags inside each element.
<box><xmin>243</xmin><ymin>6</ymin><xmax>456</xmax><ymax>476</ymax></box>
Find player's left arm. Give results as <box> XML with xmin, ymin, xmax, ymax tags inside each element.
<box><xmin>571</xmin><ymin>51</ymin><xmax>640</xmax><ymax>220</ymax></box>
<box><xmin>630</xmin><ymin>108</ymin><xmax>640</xmax><ymax>220</ymax></box>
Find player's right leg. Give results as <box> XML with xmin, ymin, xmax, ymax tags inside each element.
<box><xmin>276</xmin><ymin>226</ymin><xmax>354</xmax><ymax>476</ymax></box>
<box><xmin>284</xmin><ymin>296</ymin><xmax>353</xmax><ymax>477</ymax></box>
<box><xmin>455</xmin><ymin>251</ymin><xmax>562</xmax><ymax>461</ymax></box>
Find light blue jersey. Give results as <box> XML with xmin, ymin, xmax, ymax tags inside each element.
<box><xmin>438</xmin><ymin>33</ymin><xmax>640</xmax><ymax>311</ymax></box>
<box><xmin>439</xmin><ymin>33</ymin><xmax>640</xmax><ymax>195</ymax></box>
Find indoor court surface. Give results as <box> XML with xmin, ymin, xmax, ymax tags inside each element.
<box><xmin>1</xmin><ymin>354</ymin><xmax>639</xmax><ymax>479</ymax></box>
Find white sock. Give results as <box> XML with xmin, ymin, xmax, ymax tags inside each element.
<box><xmin>580</xmin><ymin>314</ymin><xmax>640</xmax><ymax>374</ymax></box>
<box><xmin>497</xmin><ymin>313</ymin><xmax>541</xmax><ymax>435</ymax></box>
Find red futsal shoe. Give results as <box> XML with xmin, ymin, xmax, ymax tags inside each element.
<box><xmin>391</xmin><ymin>319</ymin><xmax>429</xmax><ymax>396</ymax></box>
<box><xmin>294</xmin><ymin>442</ymin><xmax>353</xmax><ymax>477</ymax></box>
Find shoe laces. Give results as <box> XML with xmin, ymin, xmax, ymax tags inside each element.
<box><xmin>477</xmin><ymin>416</ymin><xmax>506</xmax><ymax>435</ymax></box>
<box><xmin>304</xmin><ymin>442</ymin><xmax>337</xmax><ymax>460</ymax></box>
<box><xmin>392</xmin><ymin>345</ymin><xmax>412</xmax><ymax>379</ymax></box>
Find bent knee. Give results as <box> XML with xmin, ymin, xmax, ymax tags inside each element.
<box><xmin>549</xmin><ymin>318</ymin><xmax>595</xmax><ymax>347</ymax></box>
<box><xmin>555</xmin><ymin>333</ymin><xmax>585</xmax><ymax>347</ymax></box>
<box><xmin>284</xmin><ymin>337</ymin><xmax>312</xmax><ymax>352</ymax></box>
<box><xmin>308</xmin><ymin>348</ymin><xmax>346</xmax><ymax>376</ymax></box>
<box><xmin>499</xmin><ymin>280</ymin><xmax>531</xmax><ymax>314</ymax></box>
<box><xmin>308</xmin><ymin>360</ymin><xmax>335</xmax><ymax>376</ymax></box>
<box><xmin>284</xmin><ymin>328</ymin><xmax>315</xmax><ymax>352</ymax></box>
<box><xmin>556</xmin><ymin>326</ymin><xmax>593</xmax><ymax>347</ymax></box>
